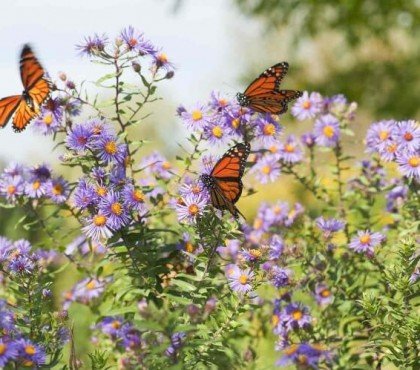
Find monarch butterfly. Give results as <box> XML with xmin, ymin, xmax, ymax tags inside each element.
<box><xmin>236</xmin><ymin>62</ymin><xmax>302</xmax><ymax>115</ymax></box>
<box><xmin>0</xmin><ymin>44</ymin><xmax>51</xmax><ymax>132</ymax></box>
<box><xmin>201</xmin><ymin>142</ymin><xmax>250</xmax><ymax>219</ymax></box>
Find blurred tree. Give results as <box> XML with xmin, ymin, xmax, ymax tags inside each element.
<box><xmin>233</xmin><ymin>0</ymin><xmax>420</xmax><ymax>118</ymax></box>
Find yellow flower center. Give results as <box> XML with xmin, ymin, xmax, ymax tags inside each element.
<box><xmin>185</xmin><ymin>242</ymin><xmax>195</xmax><ymax>253</ymax></box>
<box><xmin>297</xmin><ymin>354</ymin><xmax>308</xmax><ymax>365</ymax></box>
<box><xmin>284</xmin><ymin>143</ymin><xmax>295</xmax><ymax>153</ymax></box>
<box><xmin>93</xmin><ymin>215</ymin><xmax>107</xmax><ymax>227</ymax></box>
<box><xmin>261</xmin><ymin>165</ymin><xmax>272</xmax><ymax>175</ymax></box>
<box><xmin>231</xmin><ymin>118</ymin><xmax>240</xmax><ymax>129</ymax></box>
<box><xmin>271</xmin><ymin>314</ymin><xmax>280</xmax><ymax>326</ymax></box>
<box><xmin>387</xmin><ymin>143</ymin><xmax>397</xmax><ymax>153</ymax></box>
<box><xmin>263</xmin><ymin>123</ymin><xmax>276</xmax><ymax>136</ymax></box>
<box><xmin>162</xmin><ymin>161</ymin><xmax>171</xmax><ymax>170</ymax></box>
<box><xmin>112</xmin><ymin>320</ymin><xmax>121</xmax><ymax>329</ymax></box>
<box><xmin>219</xmin><ymin>98</ymin><xmax>228</xmax><ymax>106</ymax></box>
<box><xmin>191</xmin><ymin>110</ymin><xmax>203</xmax><ymax>121</ymax></box>
<box><xmin>158</xmin><ymin>53</ymin><xmax>168</xmax><ymax>63</ymax></box>
<box><xmin>212</xmin><ymin>126</ymin><xmax>223</xmax><ymax>138</ymax></box>
<box><xmin>86</xmin><ymin>280</ymin><xmax>96</xmax><ymax>290</ymax></box>
<box><xmin>23</xmin><ymin>360</ymin><xmax>34</xmax><ymax>367</ymax></box>
<box><xmin>133</xmin><ymin>189</ymin><xmax>145</xmax><ymax>202</ymax></box>
<box><xmin>273</xmin><ymin>206</ymin><xmax>282</xmax><ymax>215</ymax></box>
<box><xmin>321</xmin><ymin>289</ymin><xmax>331</xmax><ymax>297</ymax></box>
<box><xmin>96</xmin><ymin>187</ymin><xmax>107</xmax><ymax>197</ymax></box>
<box><xmin>105</xmin><ymin>141</ymin><xmax>117</xmax><ymax>155</ymax></box>
<box><xmin>359</xmin><ymin>234</ymin><xmax>371</xmax><ymax>244</ymax></box>
<box><xmin>253</xmin><ymin>218</ymin><xmax>263</xmax><ymax>229</ymax></box>
<box><xmin>404</xmin><ymin>132</ymin><xmax>413</xmax><ymax>141</ymax></box>
<box><xmin>25</xmin><ymin>345</ymin><xmax>36</xmax><ymax>355</ymax></box>
<box><xmin>32</xmin><ymin>180</ymin><xmax>41</xmax><ymax>190</ymax></box>
<box><xmin>111</xmin><ymin>202</ymin><xmax>122</xmax><ymax>215</ymax></box>
<box><xmin>191</xmin><ymin>185</ymin><xmax>201</xmax><ymax>194</ymax></box>
<box><xmin>302</xmin><ymin>101</ymin><xmax>311</xmax><ymax>109</ymax></box>
<box><xmin>43</xmin><ymin>113</ymin><xmax>53</xmax><ymax>125</ymax></box>
<box><xmin>53</xmin><ymin>184</ymin><xmax>63</xmax><ymax>195</ymax></box>
<box><xmin>323</xmin><ymin>125</ymin><xmax>335</xmax><ymax>138</ymax></box>
<box><xmin>379</xmin><ymin>130</ymin><xmax>389</xmax><ymax>141</ymax></box>
<box><xmin>239</xmin><ymin>274</ymin><xmax>248</xmax><ymax>285</ymax></box>
<box><xmin>269</xmin><ymin>145</ymin><xmax>279</xmax><ymax>153</ymax></box>
<box><xmin>249</xmin><ymin>249</ymin><xmax>262</xmax><ymax>259</ymax></box>
<box><xmin>128</xmin><ymin>38</ymin><xmax>138</xmax><ymax>48</ymax></box>
<box><xmin>284</xmin><ymin>344</ymin><xmax>298</xmax><ymax>356</ymax></box>
<box><xmin>188</xmin><ymin>204</ymin><xmax>199</xmax><ymax>215</ymax></box>
<box><xmin>0</xmin><ymin>343</ymin><xmax>6</xmax><ymax>354</ymax></box>
<box><xmin>408</xmin><ymin>156</ymin><xmax>419</xmax><ymax>168</ymax></box>
<box><xmin>7</xmin><ymin>185</ymin><xmax>16</xmax><ymax>195</ymax></box>
<box><xmin>292</xmin><ymin>310</ymin><xmax>303</xmax><ymax>320</ymax></box>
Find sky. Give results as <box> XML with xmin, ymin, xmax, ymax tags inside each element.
<box><xmin>0</xmin><ymin>0</ymin><xmax>260</xmax><ymax>164</ymax></box>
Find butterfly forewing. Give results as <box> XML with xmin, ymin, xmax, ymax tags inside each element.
<box><xmin>20</xmin><ymin>44</ymin><xmax>46</xmax><ymax>91</ymax></box>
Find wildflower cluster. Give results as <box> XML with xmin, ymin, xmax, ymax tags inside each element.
<box><xmin>0</xmin><ymin>27</ymin><xmax>418</xmax><ymax>370</ymax></box>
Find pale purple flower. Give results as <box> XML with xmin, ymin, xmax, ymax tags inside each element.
<box><xmin>394</xmin><ymin>120</ymin><xmax>419</xmax><ymax>153</ymax></box>
<box><xmin>315</xmin><ymin>216</ymin><xmax>345</xmax><ymax>238</ymax></box>
<box><xmin>203</xmin><ymin>120</ymin><xmax>230</xmax><ymax>146</ymax></box>
<box><xmin>140</xmin><ymin>152</ymin><xmax>174</xmax><ymax>180</ymax></box>
<box><xmin>98</xmin><ymin>316</ymin><xmax>124</xmax><ymax>338</ymax></box>
<box><xmin>0</xmin><ymin>175</ymin><xmax>24</xmax><ymax>202</ymax></box>
<box><xmin>66</xmin><ymin>123</ymin><xmax>93</xmax><ymax>152</ymax></box>
<box><xmin>217</xmin><ymin>239</ymin><xmax>241</xmax><ymax>260</ymax></box>
<box><xmin>314</xmin><ymin>284</ymin><xmax>334</xmax><ymax>306</ymax></box>
<box><xmin>301</xmin><ymin>132</ymin><xmax>316</xmax><ymax>148</ymax></box>
<box><xmin>152</xmin><ymin>51</ymin><xmax>175</xmax><ymax>72</ymax></box>
<box><xmin>94</xmin><ymin>135</ymin><xmax>127</xmax><ymax>164</ymax></box>
<box><xmin>396</xmin><ymin>152</ymin><xmax>419</xmax><ymax>181</ymax></box>
<box><xmin>291</xmin><ymin>91</ymin><xmax>323</xmax><ymax>120</ymax></box>
<box><xmin>269</xmin><ymin>266</ymin><xmax>291</xmax><ymax>288</ymax></box>
<box><xmin>0</xmin><ymin>339</ymin><xmax>18</xmax><ymax>367</ymax></box>
<box><xmin>365</xmin><ymin>120</ymin><xmax>396</xmax><ymax>153</ymax></box>
<box><xmin>314</xmin><ymin>114</ymin><xmax>340</xmax><ymax>147</ymax></box>
<box><xmin>9</xmin><ymin>255</ymin><xmax>35</xmax><ymax>274</ymax></box>
<box><xmin>254</xmin><ymin>114</ymin><xmax>282</xmax><ymax>145</ymax></box>
<box><xmin>251</xmin><ymin>154</ymin><xmax>281</xmax><ymax>184</ymax></box>
<box><xmin>47</xmin><ymin>176</ymin><xmax>69</xmax><ymax>203</ymax></box>
<box><xmin>386</xmin><ymin>183</ymin><xmax>408</xmax><ymax>212</ymax></box>
<box><xmin>32</xmin><ymin>98</ymin><xmax>63</xmax><ymax>135</ymax></box>
<box><xmin>282</xmin><ymin>302</ymin><xmax>312</xmax><ymax>330</ymax></box>
<box><xmin>209</xmin><ymin>91</ymin><xmax>231</xmax><ymax>111</ymax></box>
<box><xmin>71</xmin><ymin>277</ymin><xmax>107</xmax><ymax>304</ymax></box>
<box><xmin>268</xmin><ymin>235</ymin><xmax>284</xmax><ymax>260</ymax></box>
<box><xmin>277</xmin><ymin>343</ymin><xmax>328</xmax><ymax>368</ymax></box>
<box><xmin>181</xmin><ymin>103</ymin><xmax>210</xmax><ymax>131</ymax></box>
<box><xmin>82</xmin><ymin>213</ymin><xmax>113</xmax><ymax>240</ymax></box>
<box><xmin>120</xmin><ymin>26</ymin><xmax>156</xmax><ymax>55</ymax></box>
<box><xmin>277</xmin><ymin>135</ymin><xmax>303</xmax><ymax>163</ymax></box>
<box><xmin>122</xmin><ymin>183</ymin><xmax>147</xmax><ymax>211</ymax></box>
<box><xmin>228</xmin><ymin>267</ymin><xmax>254</xmax><ymax>294</ymax></box>
<box><xmin>72</xmin><ymin>179</ymin><xmax>97</xmax><ymax>209</ymax></box>
<box><xmin>349</xmin><ymin>230</ymin><xmax>385</xmax><ymax>256</ymax></box>
<box><xmin>76</xmin><ymin>33</ymin><xmax>108</xmax><ymax>56</ymax></box>
<box><xmin>99</xmin><ymin>190</ymin><xmax>130</xmax><ymax>230</ymax></box>
<box><xmin>175</xmin><ymin>193</ymin><xmax>207</xmax><ymax>224</ymax></box>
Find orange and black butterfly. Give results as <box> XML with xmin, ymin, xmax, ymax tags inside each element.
<box><xmin>236</xmin><ymin>62</ymin><xmax>302</xmax><ymax>115</ymax></box>
<box><xmin>201</xmin><ymin>142</ymin><xmax>250</xmax><ymax>219</ymax></box>
<box><xmin>0</xmin><ymin>44</ymin><xmax>51</xmax><ymax>132</ymax></box>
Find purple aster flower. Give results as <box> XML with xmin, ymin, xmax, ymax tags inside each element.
<box><xmin>24</xmin><ymin>177</ymin><xmax>47</xmax><ymax>198</ymax></box>
<box><xmin>217</xmin><ymin>239</ymin><xmax>241</xmax><ymax>260</ymax></box>
<box><xmin>241</xmin><ymin>248</ymin><xmax>263</xmax><ymax>262</ymax></box>
<box><xmin>224</xmin><ymin>104</ymin><xmax>251</xmax><ymax>137</ymax></box>
<box><xmin>277</xmin><ymin>135</ymin><xmax>303</xmax><ymax>163</ymax></box>
<box><xmin>140</xmin><ymin>152</ymin><xmax>174</xmax><ymax>180</ymax></box>
<box><xmin>277</xmin><ymin>343</ymin><xmax>328</xmax><ymax>368</ymax></box>
<box><xmin>228</xmin><ymin>267</ymin><xmax>254</xmax><ymax>295</ymax></box>
<box><xmin>301</xmin><ymin>132</ymin><xmax>316</xmax><ymax>148</ymax></box>
<box><xmin>72</xmin><ymin>277</ymin><xmax>107</xmax><ymax>304</ymax></box>
<box><xmin>62</xmin><ymin>97</ymin><xmax>82</xmax><ymax>117</ymax></box>
<box><xmin>291</xmin><ymin>91</ymin><xmax>323</xmax><ymax>120</ymax></box>
<box><xmin>12</xmin><ymin>239</ymin><xmax>32</xmax><ymax>254</ymax></box>
<box><xmin>269</xmin><ymin>266</ymin><xmax>291</xmax><ymax>288</ymax></box>
<box><xmin>66</xmin><ymin>123</ymin><xmax>94</xmax><ymax>152</ymax></box>
<box><xmin>175</xmin><ymin>193</ymin><xmax>207</xmax><ymax>224</ymax></box>
<box><xmin>251</xmin><ymin>154</ymin><xmax>281</xmax><ymax>184</ymax></box>
<box><xmin>349</xmin><ymin>230</ymin><xmax>385</xmax><ymax>256</ymax></box>
<box><xmin>15</xmin><ymin>338</ymin><xmax>46</xmax><ymax>367</ymax></box>
<box><xmin>94</xmin><ymin>135</ymin><xmax>127</xmax><ymax>164</ymax></box>
<box><xmin>0</xmin><ymin>309</ymin><xmax>15</xmax><ymax>331</ymax></box>
<box><xmin>394</xmin><ymin>120</ymin><xmax>419</xmax><ymax>153</ymax></box>
<box><xmin>122</xmin><ymin>183</ymin><xmax>146</xmax><ymax>211</ymax></box>
<box><xmin>171</xmin><ymin>332</ymin><xmax>186</xmax><ymax>349</ymax></box>
<box><xmin>87</xmin><ymin>119</ymin><xmax>115</xmax><ymax>137</ymax></box>
<box><xmin>165</xmin><ymin>345</ymin><xmax>176</xmax><ymax>358</ymax></box>
<box><xmin>314</xmin><ymin>284</ymin><xmax>333</xmax><ymax>306</ymax></box>
<box><xmin>72</xmin><ymin>179</ymin><xmax>97</xmax><ymax>209</ymax></box>
<box><xmin>119</xmin><ymin>324</ymin><xmax>142</xmax><ymax>350</ymax></box>
<box><xmin>120</xmin><ymin>26</ymin><xmax>156</xmax><ymax>55</ymax></box>
<box><xmin>365</xmin><ymin>120</ymin><xmax>396</xmax><ymax>153</ymax></box>
<box><xmin>29</xmin><ymin>164</ymin><xmax>51</xmax><ymax>181</ymax></box>
<box><xmin>0</xmin><ymin>237</ymin><xmax>12</xmax><ymax>262</ymax></box>
<box><xmin>386</xmin><ymin>183</ymin><xmax>408</xmax><ymax>212</ymax></box>
<box><xmin>0</xmin><ymin>175</ymin><xmax>24</xmax><ymax>202</ymax></box>
<box><xmin>282</xmin><ymin>302</ymin><xmax>312</xmax><ymax>330</ymax></box>
<box><xmin>3</xmin><ymin>162</ymin><xmax>25</xmax><ymax>178</ymax></box>
<box><xmin>82</xmin><ymin>213</ymin><xmax>113</xmax><ymax>240</ymax></box>
<box><xmin>99</xmin><ymin>190</ymin><xmax>130</xmax><ymax>230</ymax></box>
<box><xmin>200</xmin><ymin>154</ymin><xmax>218</xmax><ymax>175</ymax></box>
<box><xmin>315</xmin><ymin>216</ymin><xmax>345</xmax><ymax>238</ymax></box>
<box><xmin>284</xmin><ymin>202</ymin><xmax>304</xmax><ymax>227</ymax></box>
<box><xmin>209</xmin><ymin>91</ymin><xmax>231</xmax><ymax>111</ymax></box>
<box><xmin>46</xmin><ymin>176</ymin><xmax>69</xmax><ymax>203</ymax></box>
<box><xmin>203</xmin><ymin>120</ymin><xmax>230</xmax><ymax>146</ymax></box>
<box><xmin>152</xmin><ymin>52</ymin><xmax>175</xmax><ymax>72</ymax></box>
<box><xmin>98</xmin><ymin>316</ymin><xmax>124</xmax><ymax>338</ymax></box>
<box><xmin>0</xmin><ymin>339</ymin><xmax>18</xmax><ymax>367</ymax></box>
<box><xmin>181</xmin><ymin>103</ymin><xmax>210</xmax><ymax>131</ymax></box>
<box><xmin>268</xmin><ymin>235</ymin><xmax>284</xmax><ymax>260</ymax></box>
<box><xmin>8</xmin><ymin>255</ymin><xmax>35</xmax><ymax>274</ymax></box>
<box><xmin>396</xmin><ymin>152</ymin><xmax>420</xmax><ymax>181</ymax></box>
<box><xmin>76</xmin><ymin>33</ymin><xmax>108</xmax><ymax>56</ymax></box>
<box><xmin>254</xmin><ymin>114</ymin><xmax>282</xmax><ymax>145</ymax></box>
<box><xmin>32</xmin><ymin>98</ymin><xmax>63</xmax><ymax>135</ymax></box>
<box><xmin>179</xmin><ymin>178</ymin><xmax>209</xmax><ymax>201</ymax></box>
<box><xmin>314</xmin><ymin>114</ymin><xmax>340</xmax><ymax>147</ymax></box>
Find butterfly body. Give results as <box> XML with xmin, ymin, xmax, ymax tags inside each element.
<box><xmin>0</xmin><ymin>44</ymin><xmax>50</xmax><ymax>132</ymax></box>
<box><xmin>201</xmin><ymin>142</ymin><xmax>250</xmax><ymax>219</ymax></box>
<box><xmin>237</xmin><ymin>62</ymin><xmax>302</xmax><ymax>114</ymax></box>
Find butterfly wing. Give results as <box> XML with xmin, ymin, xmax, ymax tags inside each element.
<box><xmin>243</xmin><ymin>62</ymin><xmax>289</xmax><ymax>97</ymax></box>
<box><xmin>20</xmin><ymin>44</ymin><xmax>46</xmax><ymax>91</ymax></box>
<box><xmin>12</xmin><ymin>100</ymin><xmax>39</xmax><ymax>132</ymax></box>
<box><xmin>248</xmin><ymin>90</ymin><xmax>303</xmax><ymax>114</ymax></box>
<box><xmin>0</xmin><ymin>96</ymin><xmax>21</xmax><ymax>128</ymax></box>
